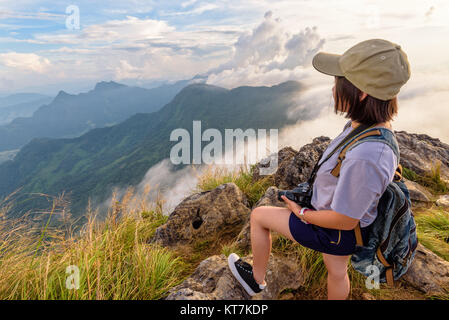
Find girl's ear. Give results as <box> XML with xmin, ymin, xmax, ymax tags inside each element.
<box><xmin>360</xmin><ymin>92</ymin><xmax>368</xmax><ymax>101</ymax></box>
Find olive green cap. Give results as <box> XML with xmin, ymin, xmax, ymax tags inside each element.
<box><xmin>312</xmin><ymin>39</ymin><xmax>411</xmax><ymax>101</ymax></box>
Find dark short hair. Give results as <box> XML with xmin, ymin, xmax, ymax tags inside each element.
<box><xmin>334</xmin><ymin>76</ymin><xmax>398</xmax><ymax>125</ymax></box>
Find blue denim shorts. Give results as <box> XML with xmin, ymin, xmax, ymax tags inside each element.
<box><xmin>288</xmin><ymin>212</ymin><xmax>369</xmax><ymax>256</ymax></box>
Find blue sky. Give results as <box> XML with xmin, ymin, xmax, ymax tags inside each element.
<box><xmin>1</xmin><ymin>1</ymin><xmax>448</xmax><ymax>95</ymax></box>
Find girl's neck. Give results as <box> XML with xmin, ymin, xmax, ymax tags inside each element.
<box><xmin>351</xmin><ymin>120</ymin><xmax>392</xmax><ymax>130</ymax></box>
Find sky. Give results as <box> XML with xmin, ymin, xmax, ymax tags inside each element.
<box><xmin>1</xmin><ymin>0</ymin><xmax>449</xmax><ymax>141</ymax></box>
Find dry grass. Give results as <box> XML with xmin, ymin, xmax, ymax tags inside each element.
<box><xmin>0</xmin><ymin>187</ymin><xmax>184</xmax><ymax>300</ymax></box>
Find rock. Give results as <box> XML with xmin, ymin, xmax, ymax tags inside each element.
<box><xmin>402</xmin><ymin>243</ymin><xmax>449</xmax><ymax>295</ymax></box>
<box><xmin>252</xmin><ymin>137</ymin><xmax>330</xmax><ymax>190</ymax></box>
<box><xmin>152</xmin><ymin>183</ymin><xmax>251</xmax><ymax>247</ymax></box>
<box><xmin>165</xmin><ymin>254</ymin><xmax>304</xmax><ymax>300</ymax></box>
<box><xmin>235</xmin><ymin>186</ymin><xmax>287</xmax><ymax>252</ymax></box>
<box><xmin>403</xmin><ymin>178</ymin><xmax>433</xmax><ymax>203</ymax></box>
<box><xmin>252</xmin><ymin>147</ymin><xmax>297</xmax><ymax>182</ymax></box>
<box><xmin>395</xmin><ymin>131</ymin><xmax>449</xmax><ymax>182</ymax></box>
<box><xmin>436</xmin><ymin>195</ymin><xmax>449</xmax><ymax>209</ymax></box>
<box><xmin>253</xmin><ymin>186</ymin><xmax>287</xmax><ymax>208</ymax></box>
<box><xmin>273</xmin><ymin>137</ymin><xmax>331</xmax><ymax>189</ymax></box>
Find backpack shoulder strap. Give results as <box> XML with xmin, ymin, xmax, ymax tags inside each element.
<box><xmin>330</xmin><ymin>129</ymin><xmax>382</xmax><ymax>177</ymax></box>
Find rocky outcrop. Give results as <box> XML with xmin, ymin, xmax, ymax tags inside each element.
<box><xmin>403</xmin><ymin>244</ymin><xmax>449</xmax><ymax>295</ymax></box>
<box><xmin>395</xmin><ymin>131</ymin><xmax>449</xmax><ymax>182</ymax></box>
<box><xmin>152</xmin><ymin>183</ymin><xmax>251</xmax><ymax>247</ymax></box>
<box><xmin>253</xmin><ymin>131</ymin><xmax>449</xmax><ymax>190</ymax></box>
<box><xmin>165</xmin><ymin>254</ymin><xmax>304</xmax><ymax>300</ymax></box>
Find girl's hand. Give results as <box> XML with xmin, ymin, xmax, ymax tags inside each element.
<box><xmin>281</xmin><ymin>195</ymin><xmax>303</xmax><ymax>219</ymax></box>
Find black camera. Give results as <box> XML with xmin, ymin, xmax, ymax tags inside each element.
<box><xmin>278</xmin><ymin>182</ymin><xmax>313</xmax><ymax>208</ymax></box>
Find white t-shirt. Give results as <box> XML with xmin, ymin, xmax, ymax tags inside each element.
<box><xmin>310</xmin><ymin>121</ymin><xmax>398</xmax><ymax>227</ymax></box>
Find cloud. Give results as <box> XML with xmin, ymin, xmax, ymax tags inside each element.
<box><xmin>114</xmin><ymin>59</ymin><xmax>140</xmax><ymax>80</ymax></box>
<box><xmin>99</xmin><ymin>159</ymin><xmax>203</xmax><ymax>216</ymax></box>
<box><xmin>204</xmin><ymin>11</ymin><xmax>325</xmax><ymax>89</ymax></box>
<box><xmin>33</xmin><ymin>16</ymin><xmax>175</xmax><ymax>45</ymax></box>
<box><xmin>181</xmin><ymin>0</ymin><xmax>199</xmax><ymax>8</ymax></box>
<box><xmin>160</xmin><ymin>3</ymin><xmax>220</xmax><ymax>16</ymax></box>
<box><xmin>0</xmin><ymin>52</ymin><xmax>51</xmax><ymax>73</ymax></box>
<box><xmin>135</xmin><ymin>159</ymin><xmax>202</xmax><ymax>214</ymax></box>
<box><xmin>0</xmin><ymin>9</ymin><xmax>64</xmax><ymax>20</ymax></box>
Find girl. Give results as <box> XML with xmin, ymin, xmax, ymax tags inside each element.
<box><xmin>228</xmin><ymin>39</ymin><xmax>411</xmax><ymax>300</ymax></box>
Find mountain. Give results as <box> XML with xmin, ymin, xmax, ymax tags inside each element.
<box><xmin>0</xmin><ymin>93</ymin><xmax>50</xmax><ymax>109</ymax></box>
<box><xmin>0</xmin><ymin>96</ymin><xmax>53</xmax><ymax>125</ymax></box>
<box><xmin>0</xmin><ymin>80</ymin><xmax>309</xmax><ymax>219</ymax></box>
<box><xmin>0</xmin><ymin>80</ymin><xmax>188</xmax><ymax>152</ymax></box>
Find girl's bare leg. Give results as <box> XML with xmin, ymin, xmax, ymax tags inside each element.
<box><xmin>322</xmin><ymin>253</ymin><xmax>351</xmax><ymax>300</ymax></box>
<box><xmin>250</xmin><ymin>206</ymin><xmax>295</xmax><ymax>285</ymax></box>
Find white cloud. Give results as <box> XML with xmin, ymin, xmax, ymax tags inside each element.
<box><xmin>205</xmin><ymin>11</ymin><xmax>325</xmax><ymax>89</ymax></box>
<box><xmin>161</xmin><ymin>3</ymin><xmax>219</xmax><ymax>16</ymax></box>
<box><xmin>0</xmin><ymin>52</ymin><xmax>51</xmax><ymax>73</ymax></box>
<box><xmin>181</xmin><ymin>0</ymin><xmax>199</xmax><ymax>8</ymax></box>
<box><xmin>33</xmin><ymin>16</ymin><xmax>175</xmax><ymax>45</ymax></box>
<box><xmin>0</xmin><ymin>9</ymin><xmax>64</xmax><ymax>20</ymax></box>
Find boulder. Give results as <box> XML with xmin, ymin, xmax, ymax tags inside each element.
<box><xmin>402</xmin><ymin>243</ymin><xmax>449</xmax><ymax>295</ymax></box>
<box><xmin>273</xmin><ymin>137</ymin><xmax>330</xmax><ymax>189</ymax></box>
<box><xmin>152</xmin><ymin>183</ymin><xmax>251</xmax><ymax>247</ymax></box>
<box><xmin>395</xmin><ymin>131</ymin><xmax>449</xmax><ymax>182</ymax></box>
<box><xmin>403</xmin><ymin>178</ymin><xmax>433</xmax><ymax>204</ymax></box>
<box><xmin>165</xmin><ymin>254</ymin><xmax>304</xmax><ymax>300</ymax></box>
<box><xmin>253</xmin><ymin>137</ymin><xmax>330</xmax><ymax>189</ymax></box>
<box><xmin>252</xmin><ymin>147</ymin><xmax>297</xmax><ymax>182</ymax></box>
<box><xmin>435</xmin><ymin>195</ymin><xmax>449</xmax><ymax>209</ymax></box>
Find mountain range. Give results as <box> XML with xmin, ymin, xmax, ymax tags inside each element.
<box><xmin>0</xmin><ymin>80</ymin><xmax>189</xmax><ymax>152</ymax></box>
<box><xmin>0</xmin><ymin>80</ymin><xmax>309</xmax><ymax>220</ymax></box>
<box><xmin>0</xmin><ymin>93</ymin><xmax>52</xmax><ymax>125</ymax></box>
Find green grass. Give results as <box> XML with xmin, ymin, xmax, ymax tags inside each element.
<box><xmin>415</xmin><ymin>208</ymin><xmax>449</xmax><ymax>261</ymax></box>
<box><xmin>403</xmin><ymin>162</ymin><xmax>449</xmax><ymax>194</ymax></box>
<box><xmin>195</xmin><ymin>164</ymin><xmax>273</xmax><ymax>208</ymax></box>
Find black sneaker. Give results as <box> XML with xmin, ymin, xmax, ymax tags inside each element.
<box><xmin>227</xmin><ymin>253</ymin><xmax>266</xmax><ymax>296</ymax></box>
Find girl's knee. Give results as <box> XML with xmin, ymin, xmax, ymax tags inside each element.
<box><xmin>323</xmin><ymin>255</ymin><xmax>349</xmax><ymax>279</ymax></box>
<box><xmin>250</xmin><ymin>206</ymin><xmax>265</xmax><ymax>223</ymax></box>
<box><xmin>326</xmin><ymin>266</ymin><xmax>348</xmax><ymax>280</ymax></box>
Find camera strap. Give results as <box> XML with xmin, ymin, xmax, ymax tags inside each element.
<box><xmin>307</xmin><ymin>122</ymin><xmax>376</xmax><ymax>186</ymax></box>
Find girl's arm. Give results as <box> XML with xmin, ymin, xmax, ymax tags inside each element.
<box><xmin>302</xmin><ymin>209</ymin><xmax>359</xmax><ymax>231</ymax></box>
<box><xmin>281</xmin><ymin>195</ymin><xmax>359</xmax><ymax>231</ymax></box>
